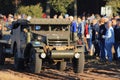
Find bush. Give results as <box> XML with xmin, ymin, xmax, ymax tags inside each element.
<box><xmin>18</xmin><ymin>4</ymin><xmax>43</xmax><ymax>18</ymax></box>
<box><xmin>48</xmin><ymin>0</ymin><xmax>73</xmax><ymax>14</ymax></box>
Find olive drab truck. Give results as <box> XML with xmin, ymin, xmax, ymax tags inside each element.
<box><xmin>0</xmin><ymin>18</ymin><xmax>85</xmax><ymax>73</ymax></box>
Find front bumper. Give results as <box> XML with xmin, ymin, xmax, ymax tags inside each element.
<box><xmin>51</xmin><ymin>50</ymin><xmax>74</xmax><ymax>59</ymax></box>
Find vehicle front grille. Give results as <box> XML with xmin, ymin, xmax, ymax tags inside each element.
<box><xmin>48</xmin><ymin>39</ymin><xmax>68</xmax><ymax>46</ymax></box>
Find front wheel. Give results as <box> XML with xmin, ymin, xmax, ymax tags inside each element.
<box><xmin>72</xmin><ymin>52</ymin><xmax>85</xmax><ymax>73</ymax></box>
<box><xmin>29</xmin><ymin>48</ymin><xmax>42</xmax><ymax>73</ymax></box>
<box><xmin>14</xmin><ymin>46</ymin><xmax>24</xmax><ymax>70</ymax></box>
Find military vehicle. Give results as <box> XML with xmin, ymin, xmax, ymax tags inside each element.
<box><xmin>1</xmin><ymin>18</ymin><xmax>85</xmax><ymax>73</ymax></box>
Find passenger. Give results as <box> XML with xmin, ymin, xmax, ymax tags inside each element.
<box><xmin>53</xmin><ymin>14</ymin><xmax>57</xmax><ymax>19</ymax></box>
<box><xmin>3</xmin><ymin>15</ymin><xmax>7</xmax><ymax>22</ymax></box>
<box><xmin>17</xmin><ymin>14</ymin><xmax>22</xmax><ymax>19</ymax></box>
<box><xmin>58</xmin><ymin>14</ymin><xmax>63</xmax><ymax>19</ymax></box>
<box><xmin>102</xmin><ymin>21</ymin><xmax>114</xmax><ymax>62</ymax></box>
<box><xmin>8</xmin><ymin>14</ymin><xmax>14</xmax><ymax>23</ymax></box>
<box><xmin>64</xmin><ymin>14</ymin><xmax>69</xmax><ymax>20</ymax></box>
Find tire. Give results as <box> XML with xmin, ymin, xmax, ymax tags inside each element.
<box><xmin>0</xmin><ymin>44</ymin><xmax>5</xmax><ymax>65</ymax></box>
<box><xmin>14</xmin><ymin>46</ymin><xmax>24</xmax><ymax>70</ymax></box>
<box><xmin>29</xmin><ymin>48</ymin><xmax>42</xmax><ymax>73</ymax></box>
<box><xmin>56</xmin><ymin>61</ymin><xmax>66</xmax><ymax>71</ymax></box>
<box><xmin>73</xmin><ymin>52</ymin><xmax>85</xmax><ymax>73</ymax></box>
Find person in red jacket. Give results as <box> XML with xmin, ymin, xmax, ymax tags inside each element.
<box><xmin>84</xmin><ymin>20</ymin><xmax>92</xmax><ymax>55</ymax></box>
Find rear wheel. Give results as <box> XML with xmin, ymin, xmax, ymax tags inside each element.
<box><xmin>0</xmin><ymin>44</ymin><xmax>5</xmax><ymax>65</ymax></box>
<box><xmin>73</xmin><ymin>52</ymin><xmax>85</xmax><ymax>73</ymax></box>
<box><xmin>56</xmin><ymin>61</ymin><xmax>66</xmax><ymax>71</ymax></box>
<box><xmin>29</xmin><ymin>48</ymin><xmax>42</xmax><ymax>73</ymax></box>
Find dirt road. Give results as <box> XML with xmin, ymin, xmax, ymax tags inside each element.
<box><xmin>0</xmin><ymin>58</ymin><xmax>120</xmax><ymax>80</ymax></box>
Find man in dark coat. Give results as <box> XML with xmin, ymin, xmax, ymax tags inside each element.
<box><xmin>114</xmin><ymin>18</ymin><xmax>120</xmax><ymax>60</ymax></box>
<box><xmin>98</xmin><ymin>18</ymin><xmax>106</xmax><ymax>61</ymax></box>
<box><xmin>91</xmin><ymin>19</ymin><xmax>100</xmax><ymax>57</ymax></box>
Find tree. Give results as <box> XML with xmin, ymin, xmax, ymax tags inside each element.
<box><xmin>48</xmin><ymin>0</ymin><xmax>73</xmax><ymax>14</ymax></box>
<box><xmin>105</xmin><ymin>0</ymin><xmax>120</xmax><ymax>15</ymax></box>
<box><xmin>17</xmin><ymin>4</ymin><xmax>43</xmax><ymax>18</ymax></box>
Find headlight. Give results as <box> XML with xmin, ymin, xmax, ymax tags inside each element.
<box><xmin>37</xmin><ymin>36</ymin><xmax>42</xmax><ymax>41</ymax></box>
<box><xmin>41</xmin><ymin>53</ymin><xmax>46</xmax><ymax>59</ymax></box>
<box><xmin>74</xmin><ymin>53</ymin><xmax>80</xmax><ymax>59</ymax></box>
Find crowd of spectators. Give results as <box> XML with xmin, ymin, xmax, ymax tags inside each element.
<box><xmin>45</xmin><ymin>13</ymin><xmax>120</xmax><ymax>63</ymax></box>
<box><xmin>69</xmin><ymin>14</ymin><xmax>120</xmax><ymax>63</ymax></box>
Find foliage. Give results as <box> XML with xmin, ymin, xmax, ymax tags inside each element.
<box><xmin>48</xmin><ymin>0</ymin><xmax>74</xmax><ymax>14</ymax></box>
<box><xmin>105</xmin><ymin>0</ymin><xmax>120</xmax><ymax>15</ymax></box>
<box><xmin>17</xmin><ymin>4</ymin><xmax>43</xmax><ymax>18</ymax></box>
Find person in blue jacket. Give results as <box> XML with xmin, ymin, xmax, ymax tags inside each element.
<box><xmin>70</xmin><ymin>16</ymin><xmax>77</xmax><ymax>41</ymax></box>
<box><xmin>102</xmin><ymin>21</ymin><xmax>114</xmax><ymax>62</ymax></box>
<box><xmin>77</xmin><ymin>17</ymin><xmax>82</xmax><ymax>39</ymax></box>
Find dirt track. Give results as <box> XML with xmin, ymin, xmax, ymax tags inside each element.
<box><xmin>0</xmin><ymin>57</ymin><xmax>120</xmax><ymax>80</ymax></box>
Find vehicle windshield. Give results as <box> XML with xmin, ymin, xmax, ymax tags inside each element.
<box><xmin>31</xmin><ymin>25</ymin><xmax>69</xmax><ymax>31</ymax></box>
